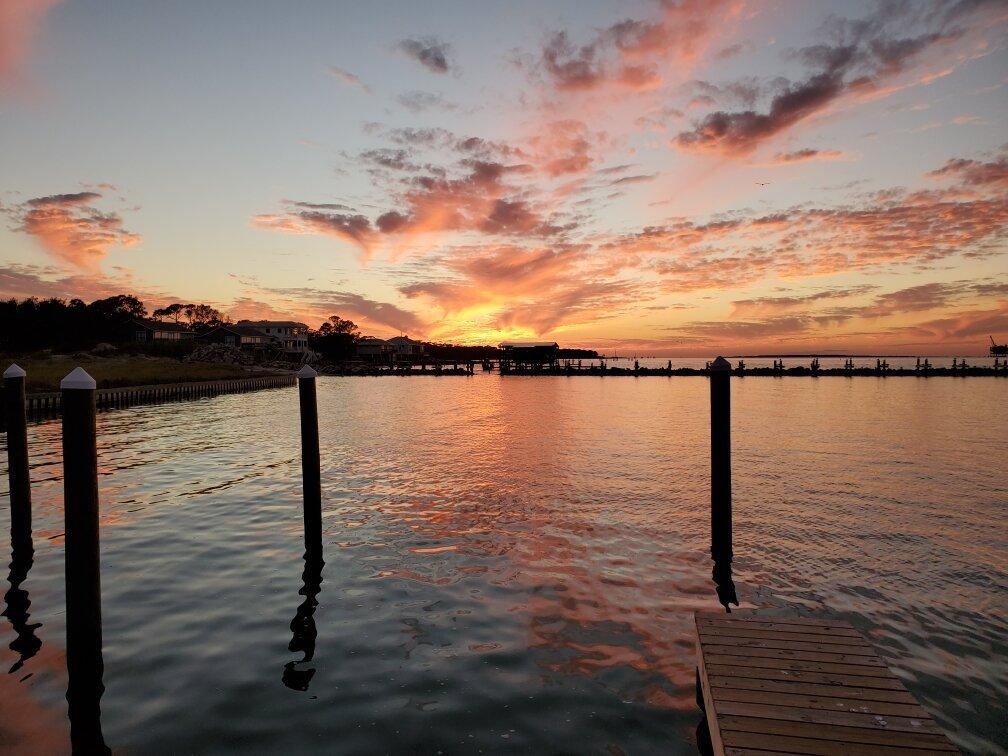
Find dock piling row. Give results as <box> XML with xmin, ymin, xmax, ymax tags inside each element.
<box><xmin>60</xmin><ymin>368</ymin><xmax>109</xmax><ymax>754</ymax></box>
<box><xmin>4</xmin><ymin>364</ymin><xmax>32</xmax><ymax>548</ymax></box>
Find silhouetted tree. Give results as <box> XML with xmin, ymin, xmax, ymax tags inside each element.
<box><xmin>310</xmin><ymin>315</ymin><xmax>360</xmax><ymax>359</ymax></box>
<box><xmin>0</xmin><ymin>295</ymin><xmax>147</xmax><ymax>352</ymax></box>
<box><xmin>181</xmin><ymin>303</ymin><xmax>228</xmax><ymax>327</ymax></box>
<box><xmin>152</xmin><ymin>303</ymin><xmax>185</xmax><ymax>323</ymax></box>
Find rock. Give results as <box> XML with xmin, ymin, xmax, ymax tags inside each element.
<box><xmin>184</xmin><ymin>343</ymin><xmax>255</xmax><ymax>366</ymax></box>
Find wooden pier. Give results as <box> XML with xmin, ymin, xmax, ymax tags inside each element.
<box><xmin>3</xmin><ymin>374</ymin><xmax>295</xmax><ymax>426</ymax></box>
<box><xmin>694</xmin><ymin>612</ymin><xmax>957</xmax><ymax>755</ymax></box>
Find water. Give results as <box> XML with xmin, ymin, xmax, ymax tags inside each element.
<box><xmin>2</xmin><ymin>375</ymin><xmax>1006</xmax><ymax>753</ymax></box>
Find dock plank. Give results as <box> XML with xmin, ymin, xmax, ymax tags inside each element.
<box><xmin>695</xmin><ymin>613</ymin><xmax>957</xmax><ymax>755</ymax></box>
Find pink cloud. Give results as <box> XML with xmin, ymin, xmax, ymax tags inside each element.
<box><xmin>0</xmin><ymin>0</ymin><xmax>62</xmax><ymax>90</ymax></box>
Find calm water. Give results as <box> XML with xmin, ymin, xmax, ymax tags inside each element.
<box><xmin>2</xmin><ymin>375</ymin><xmax>1006</xmax><ymax>754</ymax></box>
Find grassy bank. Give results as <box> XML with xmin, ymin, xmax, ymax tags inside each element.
<box><xmin>3</xmin><ymin>354</ymin><xmax>253</xmax><ymax>393</ymax></box>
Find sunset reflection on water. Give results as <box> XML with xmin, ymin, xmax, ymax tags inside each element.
<box><xmin>1</xmin><ymin>374</ymin><xmax>1005</xmax><ymax>752</ymax></box>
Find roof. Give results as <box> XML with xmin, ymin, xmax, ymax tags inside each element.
<box><xmin>387</xmin><ymin>335</ymin><xmax>418</xmax><ymax>344</ymax></box>
<box><xmin>499</xmin><ymin>341</ymin><xmax>559</xmax><ymax>349</ymax></box>
<box><xmin>236</xmin><ymin>320</ymin><xmax>308</xmax><ymax>329</ymax></box>
<box><xmin>134</xmin><ymin>318</ymin><xmax>191</xmax><ymax>332</ymax></box>
<box><xmin>199</xmin><ymin>324</ymin><xmax>267</xmax><ymax>338</ymax></box>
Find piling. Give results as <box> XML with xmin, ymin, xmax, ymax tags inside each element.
<box><xmin>4</xmin><ymin>364</ymin><xmax>32</xmax><ymax>549</ymax></box>
<box><xmin>709</xmin><ymin>356</ymin><xmax>732</xmax><ymax>563</ymax></box>
<box><xmin>298</xmin><ymin>366</ymin><xmax>323</xmax><ymax>559</ymax></box>
<box><xmin>60</xmin><ymin>367</ymin><xmax>109</xmax><ymax>753</ymax></box>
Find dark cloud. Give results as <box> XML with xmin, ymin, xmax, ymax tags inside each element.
<box><xmin>532</xmin><ymin>1</ymin><xmax>732</xmax><ymax>93</ymax></box>
<box><xmin>396</xmin><ymin>90</ymin><xmax>458</xmax><ymax>113</ymax></box>
<box><xmin>772</xmin><ymin>148</ymin><xmax>845</xmax><ymax>163</ymax></box>
<box><xmin>607</xmin><ymin>173</ymin><xmax>658</xmax><ymax>186</ymax></box>
<box><xmin>540</xmin><ymin>30</ymin><xmax>605</xmax><ymax>91</ymax></box>
<box><xmin>265</xmin><ymin>286</ymin><xmax>425</xmax><ymax>334</ymax></box>
<box><xmin>26</xmin><ymin>191</ymin><xmax>102</xmax><ymax>207</ymax></box>
<box><xmin>674</xmin><ymin>2</ymin><xmax>981</xmax><ymax>154</ymax></box>
<box><xmin>359</xmin><ymin>148</ymin><xmax>419</xmax><ymax>172</ymax></box>
<box><xmin>396</xmin><ymin>37</ymin><xmax>454</xmax><ymax>74</ymax></box>
<box><xmin>928</xmin><ymin>154</ymin><xmax>1008</xmax><ymax>188</ymax></box>
<box><xmin>731</xmin><ymin>286</ymin><xmax>875</xmax><ymax>316</ymax></box>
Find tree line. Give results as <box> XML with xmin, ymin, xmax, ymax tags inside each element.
<box><xmin>1</xmin><ymin>295</ymin><xmax>597</xmax><ymax>360</ymax></box>
<box><xmin>0</xmin><ymin>295</ymin><xmax>232</xmax><ymax>353</ymax></box>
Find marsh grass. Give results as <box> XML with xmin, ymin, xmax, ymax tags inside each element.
<box><xmin>3</xmin><ymin>354</ymin><xmax>251</xmax><ymax>392</ymax></box>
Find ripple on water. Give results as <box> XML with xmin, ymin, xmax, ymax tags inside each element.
<box><xmin>0</xmin><ymin>375</ymin><xmax>1005</xmax><ymax>753</ymax></box>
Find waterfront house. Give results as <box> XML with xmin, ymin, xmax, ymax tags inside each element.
<box><xmin>356</xmin><ymin>337</ymin><xmax>392</xmax><ymax>362</ymax></box>
<box><xmin>237</xmin><ymin>320</ymin><xmax>310</xmax><ymax>353</ymax></box>
<box><xmin>500</xmin><ymin>341</ymin><xmax>559</xmax><ymax>365</ymax></box>
<box><xmin>133</xmin><ymin>318</ymin><xmax>193</xmax><ymax>342</ymax></box>
<box><xmin>386</xmin><ymin>335</ymin><xmax>424</xmax><ymax>361</ymax></box>
<box><xmin>195</xmin><ymin>324</ymin><xmax>268</xmax><ymax>348</ymax></box>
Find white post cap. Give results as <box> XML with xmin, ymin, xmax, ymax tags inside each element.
<box><xmin>60</xmin><ymin>367</ymin><xmax>97</xmax><ymax>390</ymax></box>
<box><xmin>710</xmin><ymin>356</ymin><xmax>732</xmax><ymax>371</ymax></box>
<box><xmin>3</xmin><ymin>363</ymin><xmax>26</xmax><ymax>379</ymax></box>
<box><xmin>297</xmin><ymin>365</ymin><xmax>319</xmax><ymax>379</ymax></box>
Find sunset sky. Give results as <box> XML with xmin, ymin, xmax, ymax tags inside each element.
<box><xmin>1</xmin><ymin>0</ymin><xmax>1006</xmax><ymax>354</ymax></box>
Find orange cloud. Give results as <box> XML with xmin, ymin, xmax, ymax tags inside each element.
<box><xmin>769</xmin><ymin>148</ymin><xmax>848</xmax><ymax>164</ymax></box>
<box><xmin>11</xmin><ymin>192</ymin><xmax>141</xmax><ymax>270</ymax></box>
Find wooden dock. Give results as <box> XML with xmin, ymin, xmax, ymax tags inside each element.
<box><xmin>694</xmin><ymin>612</ymin><xmax>957</xmax><ymax>755</ymax></box>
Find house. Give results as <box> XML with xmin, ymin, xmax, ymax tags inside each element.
<box><xmin>133</xmin><ymin>319</ymin><xmax>193</xmax><ymax>342</ymax></box>
<box><xmin>356</xmin><ymin>337</ymin><xmax>392</xmax><ymax>361</ymax></box>
<box><xmin>237</xmin><ymin>320</ymin><xmax>310</xmax><ymax>352</ymax></box>
<box><xmin>195</xmin><ymin>324</ymin><xmax>268</xmax><ymax>348</ymax></box>
<box><xmin>386</xmin><ymin>335</ymin><xmax>424</xmax><ymax>361</ymax></box>
<box><xmin>500</xmin><ymin>341</ymin><xmax>559</xmax><ymax>365</ymax></box>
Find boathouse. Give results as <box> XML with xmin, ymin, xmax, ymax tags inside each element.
<box><xmin>387</xmin><ymin>335</ymin><xmax>424</xmax><ymax>361</ymax></box>
<box><xmin>356</xmin><ymin>337</ymin><xmax>392</xmax><ymax>362</ymax></box>
<box><xmin>500</xmin><ymin>341</ymin><xmax>559</xmax><ymax>366</ymax></box>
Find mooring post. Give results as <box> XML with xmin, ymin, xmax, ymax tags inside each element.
<box><xmin>61</xmin><ymin>367</ymin><xmax>109</xmax><ymax>753</ymax></box>
<box><xmin>4</xmin><ymin>365</ymin><xmax>32</xmax><ymax>548</ymax></box>
<box><xmin>709</xmin><ymin>356</ymin><xmax>732</xmax><ymax>564</ymax></box>
<box><xmin>298</xmin><ymin>366</ymin><xmax>323</xmax><ymax>559</ymax></box>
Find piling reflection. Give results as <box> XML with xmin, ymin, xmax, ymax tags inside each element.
<box><xmin>3</xmin><ymin>538</ymin><xmax>41</xmax><ymax>674</ymax></box>
<box><xmin>711</xmin><ymin>554</ymin><xmax>738</xmax><ymax>612</ymax></box>
<box><xmin>283</xmin><ymin>550</ymin><xmax>324</xmax><ymax>692</ymax></box>
<box><xmin>65</xmin><ymin>608</ymin><xmax>109</xmax><ymax>754</ymax></box>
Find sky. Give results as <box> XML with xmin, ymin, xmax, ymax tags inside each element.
<box><xmin>1</xmin><ymin>0</ymin><xmax>1006</xmax><ymax>355</ymax></box>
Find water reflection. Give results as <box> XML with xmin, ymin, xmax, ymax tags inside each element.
<box><xmin>283</xmin><ymin>550</ymin><xmax>325</xmax><ymax>692</ymax></box>
<box><xmin>3</xmin><ymin>539</ymin><xmax>42</xmax><ymax>674</ymax></box>
<box><xmin>711</xmin><ymin>556</ymin><xmax>738</xmax><ymax>613</ymax></box>
<box><xmin>65</xmin><ymin>614</ymin><xmax>109</xmax><ymax>753</ymax></box>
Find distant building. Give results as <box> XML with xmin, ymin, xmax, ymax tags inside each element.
<box><xmin>386</xmin><ymin>335</ymin><xmax>424</xmax><ymax>361</ymax></box>
<box><xmin>133</xmin><ymin>318</ymin><xmax>193</xmax><ymax>342</ymax></box>
<box><xmin>237</xmin><ymin>320</ymin><xmax>309</xmax><ymax>353</ymax></box>
<box><xmin>195</xmin><ymin>324</ymin><xmax>268</xmax><ymax>348</ymax></box>
<box><xmin>500</xmin><ymin>341</ymin><xmax>559</xmax><ymax>365</ymax></box>
<box><xmin>356</xmin><ymin>337</ymin><xmax>392</xmax><ymax>361</ymax></box>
